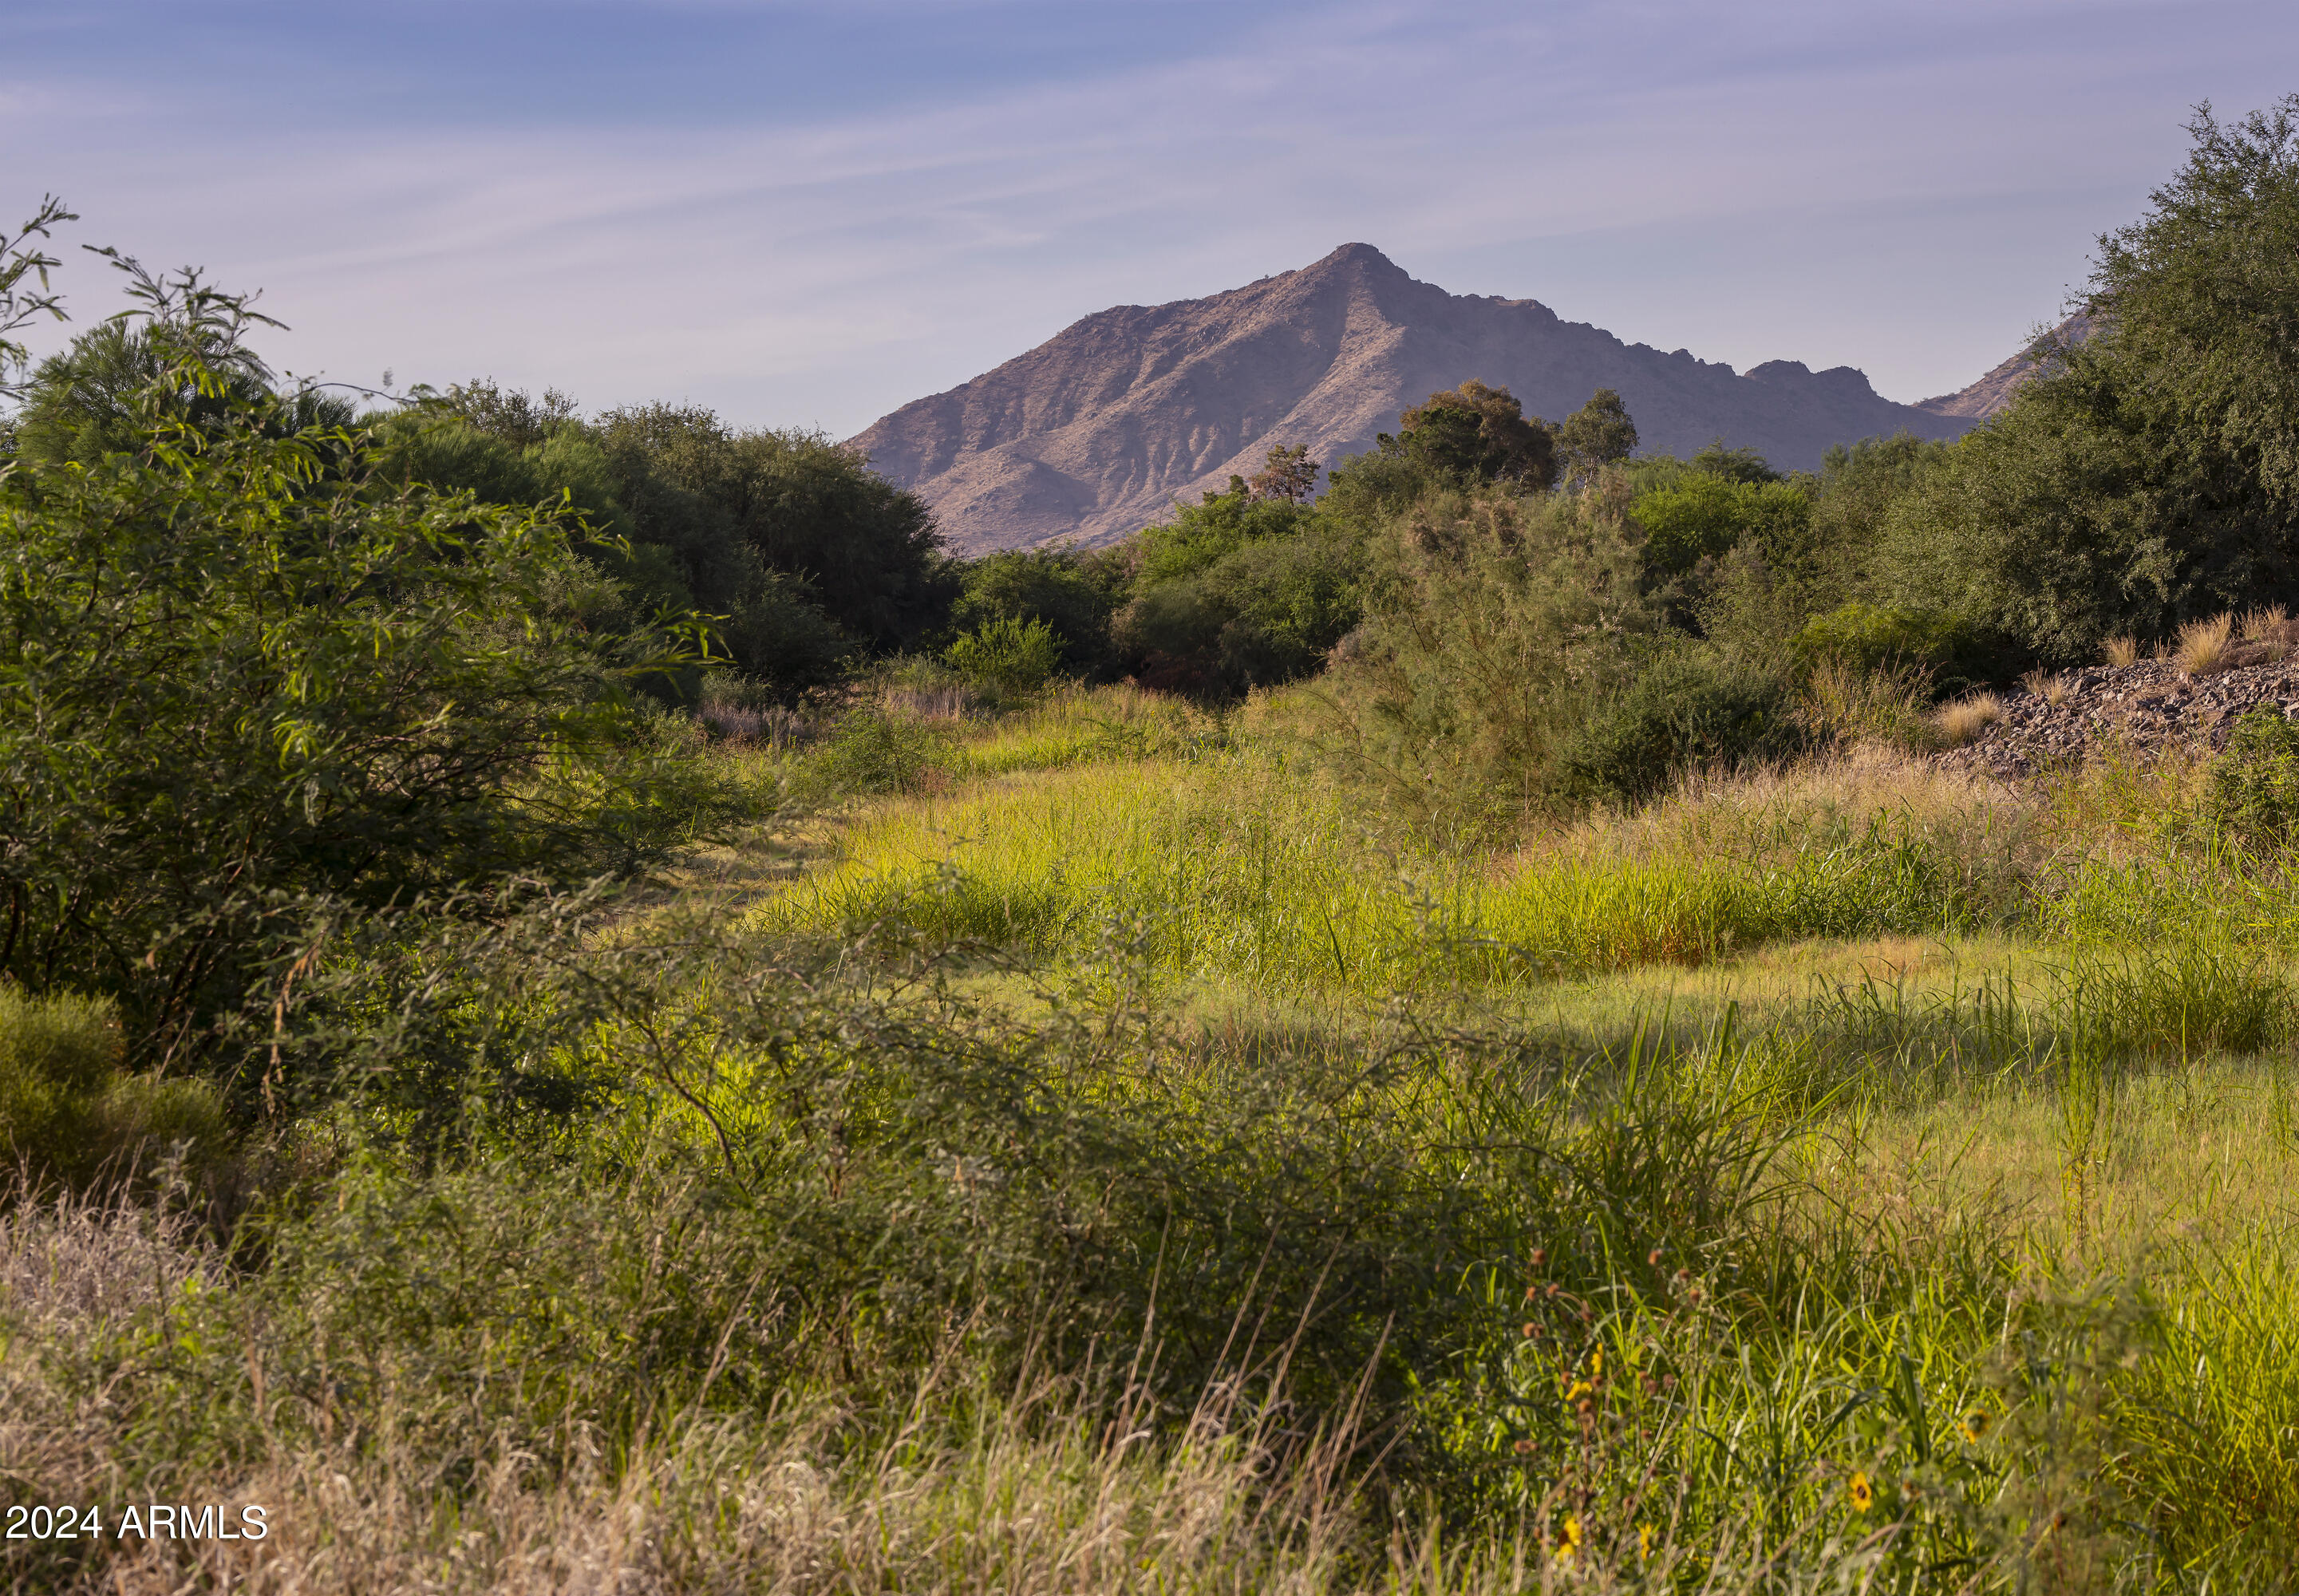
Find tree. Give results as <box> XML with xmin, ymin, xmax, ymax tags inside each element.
<box><xmin>1556</xmin><ymin>388</ymin><xmax>1639</xmax><ymax>478</ymax></box>
<box><xmin>1246</xmin><ymin>442</ymin><xmax>1321</xmax><ymax>502</ymax></box>
<box><xmin>595</xmin><ymin>405</ymin><xmax>954</xmax><ymax>652</ymax></box>
<box><xmin>1876</xmin><ymin>97</ymin><xmax>2299</xmax><ymax>662</ymax></box>
<box><xmin>1392</xmin><ymin>380</ymin><xmax>1557</xmax><ymax>490</ymax></box>
<box><xmin>0</xmin><ymin>301</ymin><xmax>716</xmax><ymax>1066</ymax></box>
<box><xmin>369</xmin><ymin>387</ymin><xmax>863</xmax><ymax>701</ymax></box>
<box><xmin>0</xmin><ymin>195</ymin><xmax>73</xmax><ymax>401</ymax></box>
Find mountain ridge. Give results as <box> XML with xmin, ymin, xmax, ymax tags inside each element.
<box><xmin>851</xmin><ymin>244</ymin><xmax>1985</xmax><ymax>552</ymax></box>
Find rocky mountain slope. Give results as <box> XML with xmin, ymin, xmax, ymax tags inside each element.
<box><xmin>851</xmin><ymin>243</ymin><xmax>1983</xmax><ymax>552</ymax></box>
<box><xmin>1914</xmin><ymin>311</ymin><xmax>2093</xmax><ymax>419</ymax></box>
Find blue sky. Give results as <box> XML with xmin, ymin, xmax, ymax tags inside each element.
<box><xmin>7</xmin><ymin>2</ymin><xmax>2295</xmax><ymax>437</ymax></box>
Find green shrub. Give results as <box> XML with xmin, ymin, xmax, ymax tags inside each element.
<box><xmin>1550</xmin><ymin>652</ymin><xmax>1803</xmax><ymax>808</ymax></box>
<box><xmin>1790</xmin><ymin>600</ymin><xmax>1994</xmax><ymax>692</ymax></box>
<box><xmin>1631</xmin><ymin>472</ymin><xmax>1810</xmax><ymax>579</ymax></box>
<box><xmin>812</xmin><ymin>706</ymin><xmax>946</xmax><ymax>795</ymax></box>
<box><xmin>2204</xmin><ymin>707</ymin><xmax>2299</xmax><ymax>848</ymax></box>
<box><xmin>0</xmin><ymin>358</ymin><xmax>724</xmax><ymax>1062</ymax></box>
<box><xmin>946</xmin><ymin>615</ymin><xmax>1062</xmax><ymax>697</ymax></box>
<box><xmin>950</xmin><ymin>548</ymin><xmax>1117</xmax><ymax>674</ymax></box>
<box><xmin>1321</xmin><ymin>487</ymin><xmax>1655</xmax><ymax>832</ymax></box>
<box><xmin>0</xmin><ymin>984</ymin><xmax>224</xmax><ymax>1183</ymax></box>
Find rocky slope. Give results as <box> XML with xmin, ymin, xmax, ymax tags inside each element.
<box><xmin>1914</xmin><ymin>311</ymin><xmax>2094</xmax><ymax>420</ymax></box>
<box><xmin>1938</xmin><ymin>646</ymin><xmax>2299</xmax><ymax>780</ymax></box>
<box><xmin>853</xmin><ymin>243</ymin><xmax>1981</xmax><ymax>552</ymax></box>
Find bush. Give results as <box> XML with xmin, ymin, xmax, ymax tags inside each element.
<box><xmin>950</xmin><ymin>549</ymin><xmax>1116</xmax><ymax>674</ymax></box>
<box><xmin>810</xmin><ymin>706</ymin><xmax>946</xmax><ymax>796</ymax></box>
<box><xmin>1549</xmin><ymin>652</ymin><xmax>1803</xmax><ymax>808</ymax></box>
<box><xmin>2204</xmin><ymin>707</ymin><xmax>2299</xmax><ymax>847</ymax></box>
<box><xmin>1791</xmin><ymin>601</ymin><xmax>1994</xmax><ymax>692</ymax></box>
<box><xmin>0</xmin><ymin>985</ymin><xmax>224</xmax><ymax>1184</ymax></box>
<box><xmin>946</xmin><ymin>615</ymin><xmax>1063</xmax><ymax>697</ymax></box>
<box><xmin>1321</xmin><ymin>487</ymin><xmax>1653</xmax><ymax>832</ymax></box>
<box><xmin>1631</xmin><ymin>472</ymin><xmax>1811</xmax><ymax>580</ymax></box>
<box><xmin>0</xmin><ymin>337</ymin><xmax>725</xmax><ymax>1064</ymax></box>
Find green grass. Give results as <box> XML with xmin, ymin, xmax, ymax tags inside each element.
<box><xmin>11</xmin><ymin>684</ymin><xmax>2299</xmax><ymax>1592</ymax></box>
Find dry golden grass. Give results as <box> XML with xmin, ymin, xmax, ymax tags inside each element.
<box><xmin>0</xmin><ymin>1192</ymin><xmax>1756</xmax><ymax>1595</ymax></box>
<box><xmin>2019</xmin><ymin>668</ymin><xmax>2071</xmax><ymax>706</ymax></box>
<box><xmin>1933</xmin><ymin>691</ymin><xmax>2004</xmax><ymax>747</ymax></box>
<box><xmin>1796</xmin><ymin>658</ymin><xmax>1937</xmax><ymax>752</ymax></box>
<box><xmin>2177</xmin><ymin>611</ymin><xmax>2237</xmax><ymax>675</ymax></box>
<box><xmin>2240</xmin><ymin>603</ymin><xmax>2289</xmax><ymax>642</ymax></box>
<box><xmin>2103</xmin><ymin>634</ymin><xmax>2141</xmax><ymax>666</ymax></box>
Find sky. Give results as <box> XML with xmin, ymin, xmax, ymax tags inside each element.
<box><xmin>6</xmin><ymin>1</ymin><xmax>2295</xmax><ymax>437</ymax></box>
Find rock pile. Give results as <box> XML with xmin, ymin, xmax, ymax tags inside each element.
<box><xmin>1936</xmin><ymin>649</ymin><xmax>2299</xmax><ymax>780</ymax></box>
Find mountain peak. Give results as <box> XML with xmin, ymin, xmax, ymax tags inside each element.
<box><xmin>851</xmin><ymin>251</ymin><xmax>1980</xmax><ymax>551</ymax></box>
<box><xmin>1310</xmin><ymin>242</ymin><xmax>1404</xmax><ymax>272</ymax></box>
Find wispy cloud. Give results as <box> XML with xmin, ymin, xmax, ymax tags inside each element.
<box><xmin>4</xmin><ymin>0</ymin><xmax>2289</xmax><ymax>433</ymax></box>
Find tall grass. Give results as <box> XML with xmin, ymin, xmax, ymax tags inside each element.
<box><xmin>766</xmin><ymin>753</ymin><xmax>2037</xmax><ymax>992</ymax></box>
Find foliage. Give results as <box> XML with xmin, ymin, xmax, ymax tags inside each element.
<box><xmin>1688</xmin><ymin>438</ymin><xmax>1783</xmax><ymax>484</ymax></box>
<box><xmin>2203</xmin><ymin>706</ymin><xmax>2299</xmax><ymax>849</ymax></box>
<box><xmin>950</xmin><ymin>547</ymin><xmax>1116</xmax><ymax>673</ymax></box>
<box><xmin>1387</xmin><ymin>379</ymin><xmax>1558</xmax><ymax>491</ymax></box>
<box><xmin>0</xmin><ymin>338</ymin><xmax>724</xmax><ymax>1065</ymax></box>
<box><xmin>1126</xmin><ymin>480</ymin><xmax>1320</xmax><ymax>588</ymax></box>
<box><xmin>0</xmin><ymin>984</ymin><xmax>223</xmax><ymax>1186</ymax></box>
<box><xmin>946</xmin><ymin>614</ymin><xmax>1064</xmax><ymax>697</ymax></box>
<box><xmin>1243</xmin><ymin>440</ymin><xmax>1320</xmax><ymax>501</ymax></box>
<box><xmin>1790</xmin><ymin>600</ymin><xmax>1990</xmax><ymax>691</ymax></box>
<box><xmin>1879</xmin><ymin>98</ymin><xmax>2299</xmax><ymax>662</ymax></box>
<box><xmin>0</xmin><ymin>194</ymin><xmax>74</xmax><ymax>398</ymax></box>
<box><xmin>807</xmin><ymin>705</ymin><xmax>947</xmax><ymax>796</ymax></box>
<box><xmin>595</xmin><ymin>402</ymin><xmax>953</xmax><ymax>651</ymax></box>
<box><xmin>1319</xmin><ymin>485</ymin><xmax>1653</xmax><ymax>832</ymax></box>
<box><xmin>1110</xmin><ymin>483</ymin><xmax>1363</xmax><ymax>697</ymax></box>
<box><xmin>1631</xmin><ymin>469</ymin><xmax>1811</xmax><ymax>580</ymax></box>
<box><xmin>359</xmin><ymin>385</ymin><xmax>952</xmax><ymax>699</ymax></box>
<box><xmin>1549</xmin><ymin>650</ymin><xmax>1804</xmax><ymax>807</ymax></box>
<box><xmin>1555</xmin><ymin>386</ymin><xmax>1640</xmax><ymax>479</ymax></box>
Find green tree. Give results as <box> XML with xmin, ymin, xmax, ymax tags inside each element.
<box><xmin>595</xmin><ymin>404</ymin><xmax>953</xmax><ymax>651</ymax></box>
<box><xmin>0</xmin><ymin>310</ymin><xmax>715</xmax><ymax>1065</ymax></box>
<box><xmin>1556</xmin><ymin>388</ymin><xmax>1639</xmax><ymax>479</ymax></box>
<box><xmin>1246</xmin><ymin>441</ymin><xmax>1321</xmax><ymax>502</ymax></box>
<box><xmin>1878</xmin><ymin>97</ymin><xmax>2299</xmax><ymax>661</ymax></box>
<box><xmin>1392</xmin><ymin>381</ymin><xmax>1557</xmax><ymax>490</ymax></box>
<box><xmin>370</xmin><ymin>390</ymin><xmax>854</xmax><ymax>701</ymax></box>
<box><xmin>950</xmin><ymin>547</ymin><xmax>1117</xmax><ymax>673</ymax></box>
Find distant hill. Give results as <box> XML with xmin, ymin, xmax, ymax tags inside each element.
<box><xmin>851</xmin><ymin>243</ymin><xmax>1984</xmax><ymax>552</ymax></box>
<box><xmin>1914</xmin><ymin>311</ymin><xmax>2094</xmax><ymax>419</ymax></box>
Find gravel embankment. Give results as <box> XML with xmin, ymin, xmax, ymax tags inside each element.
<box><xmin>1935</xmin><ymin>652</ymin><xmax>2299</xmax><ymax>779</ymax></box>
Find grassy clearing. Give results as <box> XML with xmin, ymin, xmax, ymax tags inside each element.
<box><xmin>762</xmin><ymin>719</ymin><xmax>2281</xmax><ymax>1004</ymax></box>
<box><xmin>10</xmin><ymin>683</ymin><xmax>2299</xmax><ymax>1592</ymax></box>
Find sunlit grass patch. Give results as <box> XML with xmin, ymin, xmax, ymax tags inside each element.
<box><xmin>939</xmin><ymin>683</ymin><xmax>1227</xmax><ymax>778</ymax></box>
<box><xmin>760</xmin><ymin>750</ymin><xmax>2039</xmax><ymax>993</ymax></box>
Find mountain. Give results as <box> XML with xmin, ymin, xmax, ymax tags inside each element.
<box><xmin>850</xmin><ymin>243</ymin><xmax>1982</xmax><ymax>552</ymax></box>
<box><xmin>1914</xmin><ymin>311</ymin><xmax>2094</xmax><ymax>418</ymax></box>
